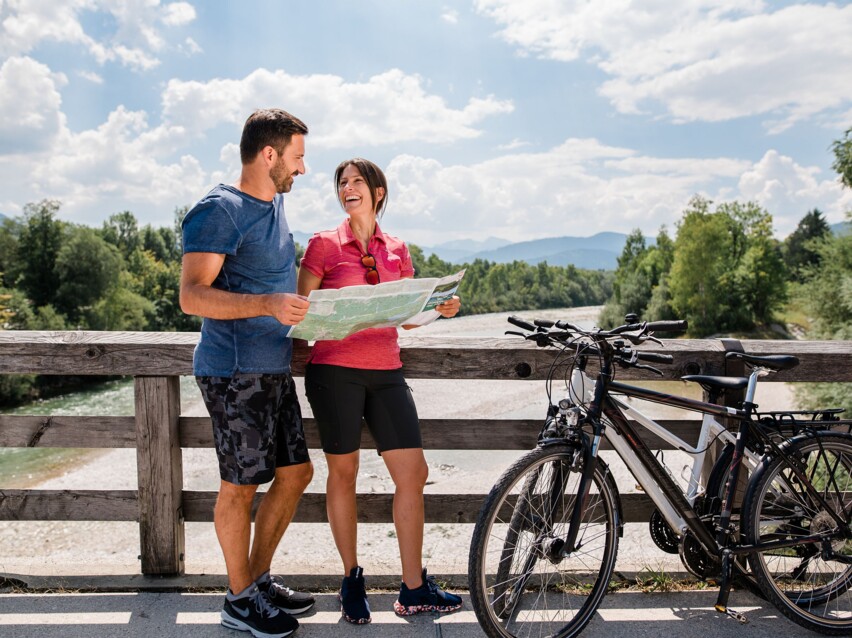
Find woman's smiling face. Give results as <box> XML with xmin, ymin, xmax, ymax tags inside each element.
<box><xmin>338</xmin><ymin>163</ymin><xmax>384</xmax><ymax>216</ymax></box>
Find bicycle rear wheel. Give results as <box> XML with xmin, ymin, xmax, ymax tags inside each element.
<box><xmin>468</xmin><ymin>444</ymin><xmax>620</xmax><ymax>638</ymax></box>
<box><xmin>742</xmin><ymin>432</ymin><xmax>852</xmax><ymax>634</ymax></box>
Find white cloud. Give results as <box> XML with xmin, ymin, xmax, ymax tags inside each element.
<box><xmin>161</xmin><ymin>68</ymin><xmax>514</xmax><ymax>147</ymax></box>
<box><xmin>497</xmin><ymin>138</ymin><xmax>531</xmax><ymax>151</ymax></box>
<box><xmin>161</xmin><ymin>2</ymin><xmax>196</xmax><ymax>26</ymax></box>
<box><xmin>282</xmin><ymin>139</ymin><xmax>851</xmax><ymax>245</ymax></box>
<box><xmin>738</xmin><ymin>149</ymin><xmax>851</xmax><ymax>232</ymax></box>
<box><xmin>0</xmin><ymin>102</ymin><xmax>205</xmax><ymax>226</ymax></box>
<box><xmin>78</xmin><ymin>70</ymin><xmax>104</xmax><ymax>84</ymax></box>
<box><xmin>178</xmin><ymin>36</ymin><xmax>202</xmax><ymax>55</ymax></box>
<box><xmin>0</xmin><ymin>56</ymin><xmax>66</xmax><ymax>152</ymax></box>
<box><xmin>0</xmin><ymin>0</ymin><xmax>198</xmax><ymax>71</ymax></box>
<box><xmin>441</xmin><ymin>9</ymin><xmax>459</xmax><ymax>24</ymax></box>
<box><xmin>475</xmin><ymin>1</ymin><xmax>852</xmax><ymax>131</ymax></box>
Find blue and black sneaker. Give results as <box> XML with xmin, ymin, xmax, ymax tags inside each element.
<box><xmin>339</xmin><ymin>566</ymin><xmax>371</xmax><ymax>624</ymax></box>
<box><xmin>221</xmin><ymin>583</ymin><xmax>298</xmax><ymax>638</ymax></box>
<box><xmin>394</xmin><ymin>568</ymin><xmax>463</xmax><ymax>616</ymax></box>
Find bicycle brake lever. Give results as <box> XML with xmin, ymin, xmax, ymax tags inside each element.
<box><xmin>505</xmin><ymin>330</ymin><xmax>526</xmax><ymax>337</ymax></box>
<box><xmin>634</xmin><ymin>363</ymin><xmax>664</xmax><ymax>376</ymax></box>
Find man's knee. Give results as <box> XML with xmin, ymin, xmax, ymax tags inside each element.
<box><xmin>217</xmin><ymin>481</ymin><xmax>259</xmax><ymax>510</ymax></box>
<box><xmin>275</xmin><ymin>460</ymin><xmax>314</xmax><ymax>491</ymax></box>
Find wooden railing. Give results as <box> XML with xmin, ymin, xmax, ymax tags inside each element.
<box><xmin>1</xmin><ymin>331</ymin><xmax>850</xmax><ymax>576</ymax></box>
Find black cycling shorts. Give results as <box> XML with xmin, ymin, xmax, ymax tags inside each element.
<box><xmin>304</xmin><ymin>364</ymin><xmax>422</xmax><ymax>455</ymax></box>
<box><xmin>196</xmin><ymin>373</ymin><xmax>310</xmax><ymax>485</ymax></box>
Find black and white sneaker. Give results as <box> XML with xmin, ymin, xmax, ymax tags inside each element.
<box><xmin>256</xmin><ymin>572</ymin><xmax>315</xmax><ymax>615</ymax></box>
<box><xmin>221</xmin><ymin>584</ymin><xmax>298</xmax><ymax>638</ymax></box>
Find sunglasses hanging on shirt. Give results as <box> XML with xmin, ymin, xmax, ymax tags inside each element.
<box><xmin>361</xmin><ymin>253</ymin><xmax>380</xmax><ymax>285</ymax></box>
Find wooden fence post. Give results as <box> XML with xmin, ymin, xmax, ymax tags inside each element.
<box><xmin>134</xmin><ymin>375</ymin><xmax>185</xmax><ymax>575</ymax></box>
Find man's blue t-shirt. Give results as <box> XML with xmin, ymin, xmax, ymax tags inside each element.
<box><xmin>181</xmin><ymin>184</ymin><xmax>297</xmax><ymax>376</ymax></box>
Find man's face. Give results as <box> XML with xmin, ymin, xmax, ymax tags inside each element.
<box><xmin>269</xmin><ymin>134</ymin><xmax>306</xmax><ymax>193</ymax></box>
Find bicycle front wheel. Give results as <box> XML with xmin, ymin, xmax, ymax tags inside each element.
<box><xmin>743</xmin><ymin>432</ymin><xmax>852</xmax><ymax>634</ymax></box>
<box><xmin>468</xmin><ymin>444</ymin><xmax>621</xmax><ymax>638</ymax></box>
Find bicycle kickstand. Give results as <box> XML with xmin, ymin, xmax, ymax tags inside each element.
<box><xmin>714</xmin><ymin>549</ymin><xmax>749</xmax><ymax>624</ymax></box>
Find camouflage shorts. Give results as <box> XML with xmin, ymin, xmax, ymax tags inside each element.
<box><xmin>196</xmin><ymin>374</ymin><xmax>310</xmax><ymax>485</ymax></box>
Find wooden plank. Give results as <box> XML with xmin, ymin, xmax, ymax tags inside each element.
<box><xmin>183</xmin><ymin>491</ymin><xmax>661</xmax><ymax>524</ymax></box>
<box><xmin>0</xmin><ymin>490</ymin><xmax>138</xmax><ymax>521</ymax></box>
<box><xmin>180</xmin><ymin>416</ymin><xmax>706</xmax><ymax>450</ymax></box>
<box><xmin>0</xmin><ymin>415</ymin><xmax>136</xmax><ymax>448</ymax></box>
<box><xmin>0</xmin><ymin>331</ymin><xmax>196</xmax><ymax>376</ymax></box>
<box><xmin>0</xmin><ymin>413</ymin><xmax>704</xmax><ymax>450</ymax></box>
<box><xmin>0</xmin><ymin>488</ymin><xmax>780</xmax><ymax>525</ymax></box>
<box><xmin>1</xmin><ymin>331</ymin><xmax>850</xmax><ymax>381</ymax></box>
<box><xmin>135</xmin><ymin>376</ymin><xmax>184</xmax><ymax>575</ymax></box>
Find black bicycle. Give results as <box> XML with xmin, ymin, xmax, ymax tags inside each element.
<box><xmin>468</xmin><ymin>315</ymin><xmax>852</xmax><ymax>637</ymax></box>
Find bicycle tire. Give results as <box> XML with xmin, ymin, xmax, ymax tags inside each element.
<box><xmin>468</xmin><ymin>444</ymin><xmax>621</xmax><ymax>638</ymax></box>
<box><xmin>742</xmin><ymin>432</ymin><xmax>852</xmax><ymax>634</ymax></box>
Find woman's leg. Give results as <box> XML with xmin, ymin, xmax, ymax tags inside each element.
<box><xmin>325</xmin><ymin>450</ymin><xmax>361</xmax><ymax>572</ymax></box>
<box><xmin>382</xmin><ymin>448</ymin><xmax>429</xmax><ymax>589</ymax></box>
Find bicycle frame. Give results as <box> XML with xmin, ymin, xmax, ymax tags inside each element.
<box><xmin>569</xmin><ymin>363</ymin><xmax>849</xmax><ymax>561</ymax></box>
<box><xmin>565</xmin><ymin>362</ymin><xmax>763</xmax><ymax>558</ymax></box>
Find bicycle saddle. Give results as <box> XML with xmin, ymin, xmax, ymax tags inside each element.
<box><xmin>681</xmin><ymin>375</ymin><xmax>750</xmax><ymax>392</ymax></box>
<box><xmin>725</xmin><ymin>352</ymin><xmax>799</xmax><ymax>371</ymax></box>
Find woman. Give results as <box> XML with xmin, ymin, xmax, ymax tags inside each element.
<box><xmin>298</xmin><ymin>158</ymin><xmax>462</xmax><ymax>624</ymax></box>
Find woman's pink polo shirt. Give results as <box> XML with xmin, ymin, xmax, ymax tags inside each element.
<box><xmin>300</xmin><ymin>220</ymin><xmax>414</xmax><ymax>370</ymax></box>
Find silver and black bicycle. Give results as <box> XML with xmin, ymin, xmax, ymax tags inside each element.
<box><xmin>468</xmin><ymin>315</ymin><xmax>852</xmax><ymax>637</ymax></box>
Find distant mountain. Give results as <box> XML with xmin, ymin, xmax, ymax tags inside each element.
<box><xmin>831</xmin><ymin>221</ymin><xmax>851</xmax><ymax>236</ymax></box>
<box><xmin>0</xmin><ymin>211</ymin><xmax>7</xmax><ymax>222</ymax></box>
<box><xmin>420</xmin><ymin>236</ymin><xmax>512</xmax><ymax>263</ymax></box>
<box><xmin>422</xmin><ymin>232</ymin><xmax>650</xmax><ymax>271</ymax></box>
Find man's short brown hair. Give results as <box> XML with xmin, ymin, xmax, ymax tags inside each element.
<box><xmin>239</xmin><ymin>108</ymin><xmax>308</xmax><ymax>164</ymax></box>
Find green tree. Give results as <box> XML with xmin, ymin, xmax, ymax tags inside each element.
<box><xmin>125</xmin><ymin>250</ymin><xmax>199</xmax><ymax>331</ymax></box>
<box><xmin>718</xmin><ymin>200</ymin><xmax>787</xmax><ymax>326</ymax></box>
<box><xmin>0</xmin><ymin>217</ymin><xmax>22</xmax><ymax>289</ymax></box>
<box><xmin>87</xmin><ymin>285</ymin><xmax>154</xmax><ymax>331</ymax></box>
<box><xmin>54</xmin><ymin>227</ymin><xmax>123</xmax><ymax>321</ymax></box>
<box><xmin>784</xmin><ymin>209</ymin><xmax>831</xmax><ymax>281</ymax></box>
<box><xmin>666</xmin><ymin>197</ymin><xmax>786</xmax><ymax>335</ymax></box>
<box><xmin>16</xmin><ymin>200</ymin><xmax>64</xmax><ymax>307</ymax></box>
<box><xmin>832</xmin><ymin>127</ymin><xmax>852</xmax><ymax>189</ymax></box>
<box><xmin>797</xmin><ymin>217</ymin><xmax>852</xmax><ymax>340</ymax></box>
<box><xmin>101</xmin><ymin>210</ymin><xmax>141</xmax><ymax>259</ymax></box>
<box><xmin>600</xmin><ymin>227</ymin><xmax>675</xmax><ymax>327</ymax></box>
<box><xmin>795</xmin><ymin>214</ymin><xmax>852</xmax><ymax>413</ymax></box>
<box><xmin>668</xmin><ymin>197</ymin><xmax>735</xmax><ymax>336</ymax></box>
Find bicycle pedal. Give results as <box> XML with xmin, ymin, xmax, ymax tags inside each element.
<box><xmin>714</xmin><ymin>604</ymin><xmax>749</xmax><ymax>624</ymax></box>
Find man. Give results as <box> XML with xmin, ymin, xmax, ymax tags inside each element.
<box><xmin>180</xmin><ymin>108</ymin><xmax>313</xmax><ymax>638</ymax></box>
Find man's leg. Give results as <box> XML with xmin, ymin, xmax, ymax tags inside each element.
<box><xmin>215</xmin><ymin>480</ymin><xmax>260</xmax><ymax>594</ymax></box>
<box><xmin>249</xmin><ymin>460</ymin><xmax>314</xmax><ymax>579</ymax></box>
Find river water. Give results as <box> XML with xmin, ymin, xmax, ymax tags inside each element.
<box><xmin>0</xmin><ymin>376</ymin><xmax>200</xmax><ymax>487</ymax></box>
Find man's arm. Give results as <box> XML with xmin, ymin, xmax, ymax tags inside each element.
<box><xmin>180</xmin><ymin>252</ymin><xmax>309</xmax><ymax>325</ymax></box>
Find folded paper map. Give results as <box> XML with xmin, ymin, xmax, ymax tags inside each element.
<box><xmin>286</xmin><ymin>270</ymin><xmax>465</xmax><ymax>341</ymax></box>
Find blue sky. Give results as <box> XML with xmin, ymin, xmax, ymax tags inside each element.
<box><xmin>1</xmin><ymin>0</ymin><xmax>851</xmax><ymax>247</ymax></box>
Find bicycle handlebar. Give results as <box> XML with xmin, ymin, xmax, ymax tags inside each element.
<box><xmin>646</xmin><ymin>320</ymin><xmax>688</xmax><ymax>333</ymax></box>
<box><xmin>508</xmin><ymin>315</ymin><xmax>537</xmax><ymax>332</ymax></box>
<box><xmin>506</xmin><ymin>314</ymin><xmax>679</xmax><ymax>373</ymax></box>
<box><xmin>635</xmin><ymin>351</ymin><xmax>673</xmax><ymax>364</ymax></box>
